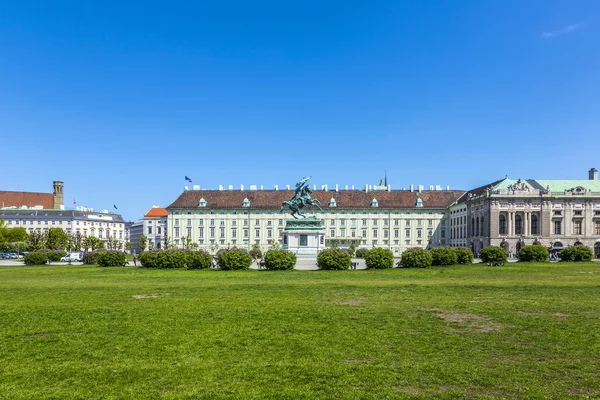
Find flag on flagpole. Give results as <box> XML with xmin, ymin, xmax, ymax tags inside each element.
<box><xmin>185</xmin><ymin>175</ymin><xmax>193</xmax><ymax>182</ymax></box>
<box><xmin>73</xmin><ymin>199</ymin><xmax>76</xmax><ymax>205</ymax></box>
<box><xmin>113</xmin><ymin>204</ymin><xmax>118</xmax><ymax>210</ymax></box>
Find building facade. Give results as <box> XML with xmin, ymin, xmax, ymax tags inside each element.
<box><xmin>1</xmin><ymin>181</ymin><xmax>64</xmax><ymax>210</ymax></box>
<box><xmin>143</xmin><ymin>207</ymin><xmax>168</xmax><ymax>249</ymax></box>
<box><xmin>166</xmin><ymin>187</ymin><xmax>462</xmax><ymax>254</ymax></box>
<box><xmin>450</xmin><ymin>169</ymin><xmax>600</xmax><ymax>258</ymax></box>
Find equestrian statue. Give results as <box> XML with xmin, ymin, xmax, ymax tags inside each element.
<box><xmin>280</xmin><ymin>176</ymin><xmax>323</xmax><ymax>218</ymax></box>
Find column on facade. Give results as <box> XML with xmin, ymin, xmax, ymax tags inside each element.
<box><xmin>507</xmin><ymin>212</ymin><xmax>513</xmax><ymax>236</ymax></box>
<box><xmin>585</xmin><ymin>201</ymin><xmax>593</xmax><ymax>235</ymax></box>
<box><xmin>525</xmin><ymin>212</ymin><xmax>530</xmax><ymax>236</ymax></box>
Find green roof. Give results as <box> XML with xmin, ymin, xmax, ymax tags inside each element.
<box><xmin>535</xmin><ymin>180</ymin><xmax>600</xmax><ymax>192</ymax></box>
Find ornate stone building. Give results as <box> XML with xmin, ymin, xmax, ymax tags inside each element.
<box><xmin>450</xmin><ymin>169</ymin><xmax>600</xmax><ymax>257</ymax></box>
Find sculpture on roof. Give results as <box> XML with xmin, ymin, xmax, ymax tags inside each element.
<box><xmin>507</xmin><ymin>179</ymin><xmax>529</xmax><ymax>192</ymax></box>
<box><xmin>280</xmin><ymin>176</ymin><xmax>323</xmax><ymax>218</ymax></box>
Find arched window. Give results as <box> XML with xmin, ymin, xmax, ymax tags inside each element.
<box><xmin>480</xmin><ymin>217</ymin><xmax>485</xmax><ymax>236</ymax></box>
<box><xmin>531</xmin><ymin>214</ymin><xmax>539</xmax><ymax>235</ymax></box>
<box><xmin>471</xmin><ymin>218</ymin><xmax>475</xmax><ymax>236</ymax></box>
<box><xmin>476</xmin><ymin>217</ymin><xmax>480</xmax><ymax>236</ymax></box>
<box><xmin>499</xmin><ymin>215</ymin><xmax>506</xmax><ymax>235</ymax></box>
<box><xmin>515</xmin><ymin>215</ymin><xmax>522</xmax><ymax>235</ymax></box>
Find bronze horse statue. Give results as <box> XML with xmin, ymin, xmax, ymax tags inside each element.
<box><xmin>280</xmin><ymin>177</ymin><xmax>323</xmax><ymax>218</ymax></box>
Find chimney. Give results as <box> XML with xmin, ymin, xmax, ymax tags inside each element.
<box><xmin>589</xmin><ymin>168</ymin><xmax>598</xmax><ymax>180</ymax></box>
<box><xmin>274</xmin><ymin>185</ymin><xmax>279</xmax><ymax>191</ymax></box>
<box><xmin>240</xmin><ymin>184</ymin><xmax>244</xmax><ymax>191</ymax></box>
<box><xmin>52</xmin><ymin>181</ymin><xmax>64</xmax><ymax>209</ymax></box>
<box><xmin>410</xmin><ymin>184</ymin><xmax>414</xmax><ymax>192</ymax></box>
<box><xmin>335</xmin><ymin>184</ymin><xmax>339</xmax><ymax>192</ymax></box>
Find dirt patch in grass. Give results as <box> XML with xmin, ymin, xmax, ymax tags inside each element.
<box><xmin>427</xmin><ymin>309</ymin><xmax>504</xmax><ymax>332</ymax></box>
<box><xmin>334</xmin><ymin>299</ymin><xmax>365</xmax><ymax>306</ymax></box>
<box><xmin>132</xmin><ymin>293</ymin><xmax>171</xmax><ymax>299</ymax></box>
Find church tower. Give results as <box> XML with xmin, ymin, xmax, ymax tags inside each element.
<box><xmin>53</xmin><ymin>181</ymin><xmax>64</xmax><ymax>209</ymax></box>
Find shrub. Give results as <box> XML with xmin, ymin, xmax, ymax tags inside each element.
<box><xmin>97</xmin><ymin>251</ymin><xmax>127</xmax><ymax>267</ymax></box>
<box><xmin>139</xmin><ymin>249</ymin><xmax>187</xmax><ymax>269</ymax></box>
<box><xmin>560</xmin><ymin>246</ymin><xmax>593</xmax><ymax>262</ymax></box>
<box><xmin>453</xmin><ymin>247</ymin><xmax>474</xmax><ymax>265</ymax></box>
<box><xmin>355</xmin><ymin>248</ymin><xmax>368</xmax><ymax>258</ymax></box>
<box><xmin>82</xmin><ymin>251</ymin><xmax>101</xmax><ymax>265</ymax></box>
<box><xmin>185</xmin><ymin>250</ymin><xmax>212</xmax><ymax>269</ymax></box>
<box><xmin>364</xmin><ymin>247</ymin><xmax>394</xmax><ymax>269</ymax></box>
<box><xmin>264</xmin><ymin>249</ymin><xmax>297</xmax><ymax>270</ymax></box>
<box><xmin>518</xmin><ymin>245</ymin><xmax>549</xmax><ymax>262</ymax></box>
<box><xmin>317</xmin><ymin>248</ymin><xmax>351</xmax><ymax>270</ymax></box>
<box><xmin>217</xmin><ymin>247</ymin><xmax>253</xmax><ymax>270</ymax></box>
<box><xmin>47</xmin><ymin>250</ymin><xmax>67</xmax><ymax>262</ymax></box>
<box><xmin>479</xmin><ymin>246</ymin><xmax>508</xmax><ymax>266</ymax></box>
<box><xmin>430</xmin><ymin>247</ymin><xmax>458</xmax><ymax>266</ymax></box>
<box><xmin>400</xmin><ymin>248</ymin><xmax>432</xmax><ymax>268</ymax></box>
<box><xmin>23</xmin><ymin>251</ymin><xmax>48</xmax><ymax>266</ymax></box>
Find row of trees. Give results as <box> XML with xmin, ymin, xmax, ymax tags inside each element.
<box><xmin>0</xmin><ymin>220</ymin><xmax>132</xmax><ymax>253</ymax></box>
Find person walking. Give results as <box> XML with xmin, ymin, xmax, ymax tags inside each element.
<box><xmin>133</xmin><ymin>255</ymin><xmax>137</xmax><ymax>266</ymax></box>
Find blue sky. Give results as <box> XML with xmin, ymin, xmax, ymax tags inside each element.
<box><xmin>1</xmin><ymin>1</ymin><xmax>598</xmax><ymax>221</ymax></box>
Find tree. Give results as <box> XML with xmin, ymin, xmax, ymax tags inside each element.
<box><xmin>27</xmin><ymin>231</ymin><xmax>46</xmax><ymax>251</ymax></box>
<box><xmin>106</xmin><ymin>236</ymin><xmax>118</xmax><ymax>250</ymax></box>
<box><xmin>4</xmin><ymin>227</ymin><xmax>28</xmax><ymax>243</ymax></box>
<box><xmin>70</xmin><ymin>232</ymin><xmax>83</xmax><ymax>251</ymax></box>
<box><xmin>125</xmin><ymin>242</ymin><xmax>133</xmax><ymax>253</ymax></box>
<box><xmin>45</xmin><ymin>228</ymin><xmax>70</xmax><ymax>250</ymax></box>
<box><xmin>83</xmin><ymin>236</ymin><xmax>104</xmax><ymax>251</ymax></box>
<box><xmin>139</xmin><ymin>235</ymin><xmax>148</xmax><ymax>252</ymax></box>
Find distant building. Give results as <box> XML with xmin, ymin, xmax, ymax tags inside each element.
<box><xmin>166</xmin><ymin>184</ymin><xmax>460</xmax><ymax>254</ymax></box>
<box><xmin>143</xmin><ymin>206</ymin><xmax>168</xmax><ymax>249</ymax></box>
<box><xmin>129</xmin><ymin>220</ymin><xmax>144</xmax><ymax>253</ymax></box>
<box><xmin>0</xmin><ymin>181</ymin><xmax>64</xmax><ymax>210</ymax></box>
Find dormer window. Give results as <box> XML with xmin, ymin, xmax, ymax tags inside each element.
<box><xmin>415</xmin><ymin>198</ymin><xmax>423</xmax><ymax>208</ymax></box>
<box><xmin>242</xmin><ymin>197</ymin><xmax>250</xmax><ymax>207</ymax></box>
<box><xmin>329</xmin><ymin>197</ymin><xmax>337</xmax><ymax>207</ymax></box>
<box><xmin>371</xmin><ymin>198</ymin><xmax>378</xmax><ymax>208</ymax></box>
<box><xmin>198</xmin><ymin>198</ymin><xmax>207</xmax><ymax>207</ymax></box>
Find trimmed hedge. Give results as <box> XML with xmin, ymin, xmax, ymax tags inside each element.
<box><xmin>317</xmin><ymin>248</ymin><xmax>351</xmax><ymax>270</ymax></box>
<box><xmin>217</xmin><ymin>247</ymin><xmax>253</xmax><ymax>270</ymax></box>
<box><xmin>82</xmin><ymin>251</ymin><xmax>101</xmax><ymax>265</ymax></box>
<box><xmin>430</xmin><ymin>247</ymin><xmax>458</xmax><ymax>266</ymax></box>
<box><xmin>364</xmin><ymin>247</ymin><xmax>394</xmax><ymax>269</ymax></box>
<box><xmin>518</xmin><ymin>245</ymin><xmax>549</xmax><ymax>262</ymax></box>
<box><xmin>454</xmin><ymin>247</ymin><xmax>474</xmax><ymax>265</ymax></box>
<box><xmin>23</xmin><ymin>251</ymin><xmax>48</xmax><ymax>266</ymax></box>
<box><xmin>400</xmin><ymin>248</ymin><xmax>432</xmax><ymax>268</ymax></box>
<box><xmin>479</xmin><ymin>246</ymin><xmax>508</xmax><ymax>265</ymax></box>
<box><xmin>560</xmin><ymin>246</ymin><xmax>593</xmax><ymax>262</ymax></box>
<box><xmin>139</xmin><ymin>249</ymin><xmax>186</xmax><ymax>269</ymax></box>
<box><xmin>97</xmin><ymin>251</ymin><xmax>127</xmax><ymax>267</ymax></box>
<box><xmin>264</xmin><ymin>249</ymin><xmax>297</xmax><ymax>270</ymax></box>
<box><xmin>185</xmin><ymin>250</ymin><xmax>212</xmax><ymax>269</ymax></box>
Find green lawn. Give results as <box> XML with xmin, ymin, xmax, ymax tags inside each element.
<box><xmin>1</xmin><ymin>263</ymin><xmax>599</xmax><ymax>399</ymax></box>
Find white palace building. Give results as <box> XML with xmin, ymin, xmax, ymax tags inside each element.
<box><xmin>166</xmin><ymin>169</ymin><xmax>600</xmax><ymax>258</ymax></box>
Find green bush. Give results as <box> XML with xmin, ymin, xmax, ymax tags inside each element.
<box><xmin>479</xmin><ymin>246</ymin><xmax>508</xmax><ymax>266</ymax></box>
<box><xmin>23</xmin><ymin>251</ymin><xmax>48</xmax><ymax>266</ymax></box>
<box><xmin>97</xmin><ymin>251</ymin><xmax>127</xmax><ymax>267</ymax></box>
<box><xmin>355</xmin><ymin>248</ymin><xmax>368</xmax><ymax>258</ymax></box>
<box><xmin>317</xmin><ymin>248</ymin><xmax>351</xmax><ymax>270</ymax></box>
<box><xmin>82</xmin><ymin>251</ymin><xmax>101</xmax><ymax>265</ymax></box>
<box><xmin>185</xmin><ymin>250</ymin><xmax>212</xmax><ymax>269</ymax></box>
<box><xmin>518</xmin><ymin>245</ymin><xmax>549</xmax><ymax>262</ymax></box>
<box><xmin>217</xmin><ymin>247</ymin><xmax>253</xmax><ymax>270</ymax></box>
<box><xmin>46</xmin><ymin>250</ymin><xmax>67</xmax><ymax>262</ymax></box>
<box><xmin>453</xmin><ymin>247</ymin><xmax>474</xmax><ymax>265</ymax></box>
<box><xmin>430</xmin><ymin>247</ymin><xmax>458</xmax><ymax>266</ymax></box>
<box><xmin>139</xmin><ymin>249</ymin><xmax>187</xmax><ymax>269</ymax></box>
<box><xmin>560</xmin><ymin>246</ymin><xmax>593</xmax><ymax>262</ymax></box>
<box><xmin>264</xmin><ymin>249</ymin><xmax>297</xmax><ymax>270</ymax></box>
<box><xmin>364</xmin><ymin>247</ymin><xmax>394</xmax><ymax>269</ymax></box>
<box><xmin>400</xmin><ymin>248</ymin><xmax>432</xmax><ymax>268</ymax></box>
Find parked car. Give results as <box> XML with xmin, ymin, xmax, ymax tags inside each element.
<box><xmin>60</xmin><ymin>253</ymin><xmax>83</xmax><ymax>262</ymax></box>
<box><xmin>0</xmin><ymin>253</ymin><xmax>11</xmax><ymax>259</ymax></box>
<box><xmin>7</xmin><ymin>253</ymin><xmax>19</xmax><ymax>259</ymax></box>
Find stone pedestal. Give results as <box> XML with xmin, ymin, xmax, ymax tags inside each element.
<box><xmin>281</xmin><ymin>217</ymin><xmax>325</xmax><ymax>261</ymax></box>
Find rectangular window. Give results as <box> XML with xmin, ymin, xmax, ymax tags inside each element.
<box><xmin>255</xmin><ymin>229</ymin><xmax>260</xmax><ymax>237</ymax></box>
<box><xmin>210</xmin><ymin>219</ymin><xmax>215</xmax><ymax>225</ymax></box>
<box><xmin>573</xmin><ymin>220</ymin><xmax>582</xmax><ymax>235</ymax></box>
<box><xmin>267</xmin><ymin>220</ymin><xmax>272</xmax><ymax>226</ymax></box>
<box><xmin>441</xmin><ymin>230</ymin><xmax>446</xmax><ymax>238</ymax></box>
<box><xmin>362</xmin><ymin>219</ymin><xmax>367</xmax><ymax>226</ymax></box>
<box><xmin>232</xmin><ymin>230</ymin><xmax>237</xmax><ymax>238</ymax></box>
<box><xmin>405</xmin><ymin>220</ymin><xmax>410</xmax><ymax>226</ymax></box>
<box><xmin>220</xmin><ymin>219</ymin><xmax>225</xmax><ymax>226</ymax></box>
<box><xmin>406</xmin><ymin>229</ymin><xmax>410</xmax><ymax>238</ymax></box>
<box><xmin>187</xmin><ymin>219</ymin><xmax>192</xmax><ymax>226</ymax></box>
<box><xmin>255</xmin><ymin>219</ymin><xmax>260</xmax><ymax>226</ymax></box>
<box><xmin>199</xmin><ymin>227</ymin><xmax>204</xmax><ymax>237</ymax></box>
<box><xmin>340</xmin><ymin>219</ymin><xmax>345</xmax><ymax>226</ymax></box>
<box><xmin>428</xmin><ymin>219</ymin><xmax>433</xmax><ymax>226</ymax></box>
<box><xmin>384</xmin><ymin>219</ymin><xmax>388</xmax><ymax>226</ymax></box>
<box><xmin>362</xmin><ymin>229</ymin><xmax>367</xmax><ymax>237</ymax></box>
<box><xmin>417</xmin><ymin>230</ymin><xmax>422</xmax><ymax>238</ymax></box>
<box><xmin>330</xmin><ymin>219</ymin><xmax>335</xmax><ymax>226</ymax></box>
<box><xmin>268</xmin><ymin>229</ymin><xmax>272</xmax><ymax>238</ymax></box>
<box><xmin>244</xmin><ymin>219</ymin><xmax>248</xmax><ymax>226</ymax></box>
<box><xmin>351</xmin><ymin>219</ymin><xmax>356</xmax><ymax>227</ymax></box>
<box><xmin>351</xmin><ymin>230</ymin><xmax>356</xmax><ymax>237</ymax></box>
<box><xmin>417</xmin><ymin>219</ymin><xmax>422</xmax><ymax>226</ymax></box>
<box><xmin>373</xmin><ymin>229</ymin><xmax>378</xmax><ymax>238</ymax></box>
<box><xmin>232</xmin><ymin>220</ymin><xmax>236</xmax><ymax>226</ymax></box>
<box><xmin>574</xmin><ymin>210</ymin><xmax>583</xmax><ymax>216</ymax></box>
<box><xmin>384</xmin><ymin>230</ymin><xmax>389</xmax><ymax>238</ymax></box>
<box><xmin>330</xmin><ymin>229</ymin><xmax>335</xmax><ymax>237</ymax></box>
<box><xmin>428</xmin><ymin>229</ymin><xmax>432</xmax><ymax>237</ymax></box>
<box><xmin>244</xmin><ymin>229</ymin><xmax>249</xmax><ymax>238</ymax></box>
<box><xmin>220</xmin><ymin>227</ymin><xmax>225</xmax><ymax>238</ymax></box>
<box><xmin>595</xmin><ymin>221</ymin><xmax>600</xmax><ymax>235</ymax></box>
<box><xmin>210</xmin><ymin>227</ymin><xmax>215</xmax><ymax>238</ymax></box>
<box><xmin>158</xmin><ymin>227</ymin><xmax>162</xmax><ymax>234</ymax></box>
<box><xmin>394</xmin><ymin>229</ymin><xmax>399</xmax><ymax>238</ymax></box>
<box><xmin>175</xmin><ymin>228</ymin><xmax>180</xmax><ymax>238</ymax></box>
<box><xmin>554</xmin><ymin>220</ymin><xmax>562</xmax><ymax>235</ymax></box>
<box><xmin>187</xmin><ymin>227</ymin><xmax>192</xmax><ymax>237</ymax></box>
<box><xmin>175</xmin><ymin>219</ymin><xmax>180</xmax><ymax>226</ymax></box>
<box><xmin>553</xmin><ymin>211</ymin><xmax>562</xmax><ymax>216</ymax></box>
<box><xmin>372</xmin><ymin>219</ymin><xmax>378</xmax><ymax>226</ymax></box>
<box><xmin>199</xmin><ymin>219</ymin><xmax>204</xmax><ymax>226</ymax></box>
<box><xmin>340</xmin><ymin>229</ymin><xmax>345</xmax><ymax>237</ymax></box>
<box><xmin>148</xmin><ymin>226</ymin><xmax>152</xmax><ymax>234</ymax></box>
<box><xmin>279</xmin><ymin>219</ymin><xmax>283</xmax><ymax>226</ymax></box>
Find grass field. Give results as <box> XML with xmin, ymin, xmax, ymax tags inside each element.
<box><xmin>1</xmin><ymin>263</ymin><xmax>599</xmax><ymax>399</ymax></box>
